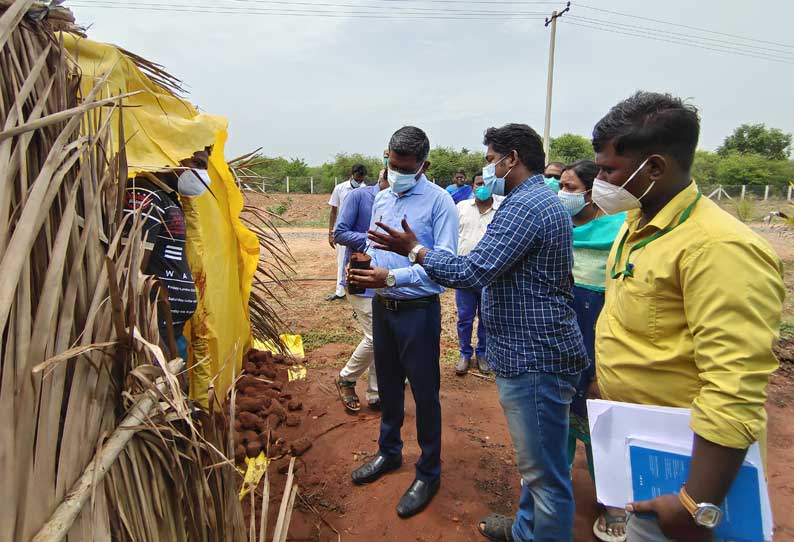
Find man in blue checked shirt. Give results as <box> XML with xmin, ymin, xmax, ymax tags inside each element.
<box><xmin>347</xmin><ymin>126</ymin><xmax>458</xmax><ymax>520</ymax></box>
<box><xmin>368</xmin><ymin>123</ymin><xmax>588</xmax><ymax>542</ymax></box>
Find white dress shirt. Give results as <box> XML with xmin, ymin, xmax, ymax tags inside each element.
<box><xmin>456</xmin><ymin>195</ymin><xmax>502</xmax><ymax>256</ymax></box>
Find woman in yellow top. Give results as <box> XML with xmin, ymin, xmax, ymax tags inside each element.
<box><xmin>557</xmin><ymin>160</ymin><xmax>627</xmax><ymax>542</ymax></box>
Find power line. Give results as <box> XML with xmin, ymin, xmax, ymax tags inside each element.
<box><xmin>74</xmin><ymin>0</ymin><xmax>549</xmax><ymax>14</ymax></box>
<box><xmin>564</xmin><ymin>20</ymin><xmax>794</xmax><ymax>66</ymax></box>
<box><xmin>69</xmin><ymin>2</ymin><xmax>549</xmax><ymax>19</ymax></box>
<box><xmin>567</xmin><ymin>14</ymin><xmax>794</xmax><ymax>61</ymax></box>
<box><xmin>576</xmin><ymin>2</ymin><xmax>794</xmax><ymax>50</ymax></box>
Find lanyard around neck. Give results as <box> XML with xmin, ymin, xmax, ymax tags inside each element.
<box><xmin>610</xmin><ymin>192</ymin><xmax>702</xmax><ymax>279</ymax></box>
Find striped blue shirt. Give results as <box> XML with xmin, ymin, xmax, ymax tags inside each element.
<box><xmin>367</xmin><ymin>176</ymin><xmax>458</xmax><ymax>300</ymax></box>
<box><xmin>422</xmin><ymin>175</ymin><xmax>588</xmax><ymax>377</ymax></box>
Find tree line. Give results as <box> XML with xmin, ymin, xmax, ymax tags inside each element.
<box><xmin>249</xmin><ymin>124</ymin><xmax>793</xmax><ymax>192</ymax></box>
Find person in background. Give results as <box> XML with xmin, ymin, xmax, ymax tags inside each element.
<box><xmin>446</xmin><ymin>168</ymin><xmax>473</xmax><ymax>203</ymax></box>
<box><xmin>332</xmin><ymin>168</ymin><xmax>390</xmax><ymax>412</ymax></box>
<box><xmin>123</xmin><ymin>149</ymin><xmax>211</xmax><ymax>362</ymax></box>
<box><xmin>347</xmin><ymin>126</ymin><xmax>458</xmax><ymax>519</ymax></box>
<box><xmin>366</xmin><ymin>123</ymin><xmax>587</xmax><ymax>542</ymax></box>
<box><xmin>543</xmin><ymin>161</ymin><xmax>565</xmax><ymax>192</ymax></box>
<box><xmin>593</xmin><ymin>91</ymin><xmax>784</xmax><ymax>542</ymax></box>
<box><xmin>558</xmin><ymin>159</ymin><xmax>628</xmax><ymax>542</ymax></box>
<box><xmin>327</xmin><ymin>164</ymin><xmax>367</xmax><ymax>301</ymax></box>
<box><xmin>453</xmin><ymin>173</ymin><xmax>500</xmax><ymax>376</ymax></box>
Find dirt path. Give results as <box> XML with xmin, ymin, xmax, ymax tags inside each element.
<box><xmin>264</xmin><ymin>225</ymin><xmax>794</xmax><ymax>542</ymax></box>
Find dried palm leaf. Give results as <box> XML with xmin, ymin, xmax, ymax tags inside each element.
<box><xmin>2</xmin><ymin>4</ymin><xmax>246</xmax><ymax>542</ymax></box>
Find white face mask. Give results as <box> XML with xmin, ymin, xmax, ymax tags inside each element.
<box><xmin>177</xmin><ymin>168</ymin><xmax>211</xmax><ymax>197</ymax></box>
<box><xmin>591</xmin><ymin>158</ymin><xmax>653</xmax><ymax>215</ymax></box>
<box><xmin>557</xmin><ymin>190</ymin><xmax>588</xmax><ymax>216</ymax></box>
<box><xmin>388</xmin><ymin>164</ymin><xmax>423</xmax><ymax>194</ymax></box>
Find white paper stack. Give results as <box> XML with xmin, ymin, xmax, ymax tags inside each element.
<box><xmin>586</xmin><ymin>399</ymin><xmax>773</xmax><ymax>542</ymax></box>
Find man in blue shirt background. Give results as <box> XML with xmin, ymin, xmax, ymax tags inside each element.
<box><xmin>332</xmin><ymin>169</ymin><xmax>389</xmax><ymax>412</ymax></box>
<box><xmin>348</xmin><ymin>126</ymin><xmax>458</xmax><ymax>519</ymax></box>
<box><xmin>446</xmin><ymin>168</ymin><xmax>473</xmax><ymax>204</ymax></box>
<box><xmin>368</xmin><ymin>124</ymin><xmax>587</xmax><ymax>542</ymax></box>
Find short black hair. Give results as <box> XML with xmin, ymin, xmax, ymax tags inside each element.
<box><xmin>455</xmin><ymin>169</ymin><xmax>466</xmax><ymax>176</ymax></box>
<box><xmin>592</xmin><ymin>91</ymin><xmax>700</xmax><ymax>172</ymax></box>
<box><xmin>389</xmin><ymin>126</ymin><xmax>430</xmax><ymax>163</ymax></box>
<box><xmin>564</xmin><ymin>159</ymin><xmax>599</xmax><ymax>190</ymax></box>
<box><xmin>545</xmin><ymin>161</ymin><xmax>565</xmax><ymax>170</ymax></box>
<box><xmin>483</xmin><ymin>123</ymin><xmax>545</xmax><ymax>174</ymax></box>
<box><xmin>351</xmin><ymin>163</ymin><xmax>367</xmax><ymax>176</ymax></box>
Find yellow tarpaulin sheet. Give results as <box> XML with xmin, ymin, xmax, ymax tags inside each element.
<box><xmin>254</xmin><ymin>335</ymin><xmax>306</xmax><ymax>381</ymax></box>
<box><xmin>64</xmin><ymin>34</ymin><xmax>260</xmax><ymax>406</ymax></box>
<box><xmin>238</xmin><ymin>452</ymin><xmax>269</xmax><ymax>500</ymax></box>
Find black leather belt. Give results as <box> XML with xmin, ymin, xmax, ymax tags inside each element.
<box><xmin>375</xmin><ymin>294</ymin><xmax>439</xmax><ymax>311</ymax></box>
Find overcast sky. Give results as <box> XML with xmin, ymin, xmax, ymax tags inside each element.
<box><xmin>70</xmin><ymin>0</ymin><xmax>794</xmax><ymax>164</ymax></box>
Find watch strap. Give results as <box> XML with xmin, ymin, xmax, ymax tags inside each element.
<box><xmin>409</xmin><ymin>244</ymin><xmax>424</xmax><ymax>262</ymax></box>
<box><xmin>678</xmin><ymin>485</ymin><xmax>698</xmax><ymax>517</ymax></box>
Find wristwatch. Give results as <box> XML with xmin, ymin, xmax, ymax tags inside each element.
<box><xmin>408</xmin><ymin>244</ymin><xmax>425</xmax><ymax>264</ymax></box>
<box><xmin>385</xmin><ymin>270</ymin><xmax>396</xmax><ymax>288</ymax></box>
<box><xmin>678</xmin><ymin>485</ymin><xmax>722</xmax><ymax>529</ymax></box>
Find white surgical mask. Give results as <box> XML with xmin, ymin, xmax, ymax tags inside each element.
<box><xmin>388</xmin><ymin>164</ymin><xmax>423</xmax><ymax>194</ymax></box>
<box><xmin>557</xmin><ymin>190</ymin><xmax>588</xmax><ymax>216</ymax></box>
<box><xmin>177</xmin><ymin>168</ymin><xmax>211</xmax><ymax>197</ymax></box>
<box><xmin>592</xmin><ymin>158</ymin><xmax>653</xmax><ymax>215</ymax></box>
<box><xmin>482</xmin><ymin>154</ymin><xmax>511</xmax><ymax>196</ymax></box>
<box><xmin>350</xmin><ymin>178</ymin><xmax>361</xmax><ymax>188</ymax></box>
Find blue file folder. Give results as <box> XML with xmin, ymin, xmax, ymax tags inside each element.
<box><xmin>629</xmin><ymin>444</ymin><xmax>764</xmax><ymax>542</ymax></box>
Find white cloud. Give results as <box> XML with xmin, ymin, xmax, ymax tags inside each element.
<box><xmin>70</xmin><ymin>1</ymin><xmax>794</xmax><ymax>163</ymax></box>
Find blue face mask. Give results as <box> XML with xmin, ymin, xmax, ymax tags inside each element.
<box><xmin>474</xmin><ymin>185</ymin><xmax>492</xmax><ymax>201</ymax></box>
<box><xmin>350</xmin><ymin>178</ymin><xmax>361</xmax><ymax>188</ymax></box>
<box><xmin>388</xmin><ymin>164</ymin><xmax>423</xmax><ymax>194</ymax></box>
<box><xmin>482</xmin><ymin>154</ymin><xmax>511</xmax><ymax>196</ymax></box>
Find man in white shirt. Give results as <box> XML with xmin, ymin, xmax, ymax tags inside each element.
<box><xmin>327</xmin><ymin>164</ymin><xmax>367</xmax><ymax>301</ymax></box>
<box><xmin>454</xmin><ymin>173</ymin><xmax>501</xmax><ymax>375</ymax></box>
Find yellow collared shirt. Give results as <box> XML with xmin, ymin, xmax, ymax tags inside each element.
<box><xmin>596</xmin><ymin>181</ymin><xmax>785</xmax><ymax>450</ymax></box>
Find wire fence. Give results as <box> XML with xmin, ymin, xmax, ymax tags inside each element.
<box><xmin>702</xmin><ymin>184</ymin><xmax>793</xmax><ymax>201</ymax></box>
<box><xmin>237</xmin><ymin>176</ymin><xmax>449</xmax><ymax>194</ymax></box>
<box><xmin>238</xmin><ymin>177</ymin><xmax>794</xmax><ymax>201</ymax></box>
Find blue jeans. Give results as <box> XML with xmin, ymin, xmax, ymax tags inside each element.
<box><xmin>496</xmin><ymin>371</ymin><xmax>579</xmax><ymax>542</ymax></box>
<box><xmin>455</xmin><ymin>288</ymin><xmax>486</xmax><ymax>358</ymax></box>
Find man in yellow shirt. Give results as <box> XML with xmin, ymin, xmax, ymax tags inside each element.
<box><xmin>592</xmin><ymin>91</ymin><xmax>785</xmax><ymax>542</ymax></box>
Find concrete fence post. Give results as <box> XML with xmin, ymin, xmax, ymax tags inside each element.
<box><xmin>788</xmin><ymin>184</ymin><xmax>793</xmax><ymax>201</ymax></box>
<box><xmin>717</xmin><ymin>185</ymin><xmax>722</xmax><ymax>201</ymax></box>
<box><xmin>286</xmin><ymin>176</ymin><xmax>290</xmax><ymax>193</ymax></box>
<box><xmin>310</xmin><ymin>177</ymin><xmax>314</xmax><ymax>194</ymax></box>
<box><xmin>764</xmin><ymin>185</ymin><xmax>770</xmax><ymax>201</ymax></box>
<box><xmin>741</xmin><ymin>185</ymin><xmax>746</xmax><ymax>200</ymax></box>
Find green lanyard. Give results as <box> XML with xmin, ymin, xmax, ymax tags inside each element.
<box><xmin>610</xmin><ymin>192</ymin><xmax>702</xmax><ymax>279</ymax></box>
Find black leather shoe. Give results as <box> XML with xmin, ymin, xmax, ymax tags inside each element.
<box><xmin>396</xmin><ymin>477</ymin><xmax>440</xmax><ymax>518</ymax></box>
<box><xmin>351</xmin><ymin>454</ymin><xmax>401</xmax><ymax>485</ymax></box>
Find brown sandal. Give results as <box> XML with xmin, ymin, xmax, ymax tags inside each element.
<box><xmin>478</xmin><ymin>514</ymin><xmax>514</xmax><ymax>542</ymax></box>
<box><xmin>334</xmin><ymin>376</ymin><xmax>361</xmax><ymax>412</ymax></box>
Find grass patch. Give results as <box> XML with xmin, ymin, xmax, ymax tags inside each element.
<box><xmin>301</xmin><ymin>328</ymin><xmax>359</xmax><ymax>351</ymax></box>
<box><xmin>733</xmin><ymin>197</ymin><xmax>757</xmax><ymax>223</ymax></box>
<box><xmin>782</xmin><ymin>321</ymin><xmax>794</xmax><ymax>341</ymax></box>
<box><xmin>290</xmin><ymin>219</ymin><xmax>328</xmax><ymax>228</ymax></box>
<box><xmin>267</xmin><ymin>203</ymin><xmax>288</xmax><ymax>216</ymax></box>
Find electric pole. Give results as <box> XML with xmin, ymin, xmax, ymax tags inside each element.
<box><xmin>543</xmin><ymin>2</ymin><xmax>570</xmax><ymax>161</ymax></box>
